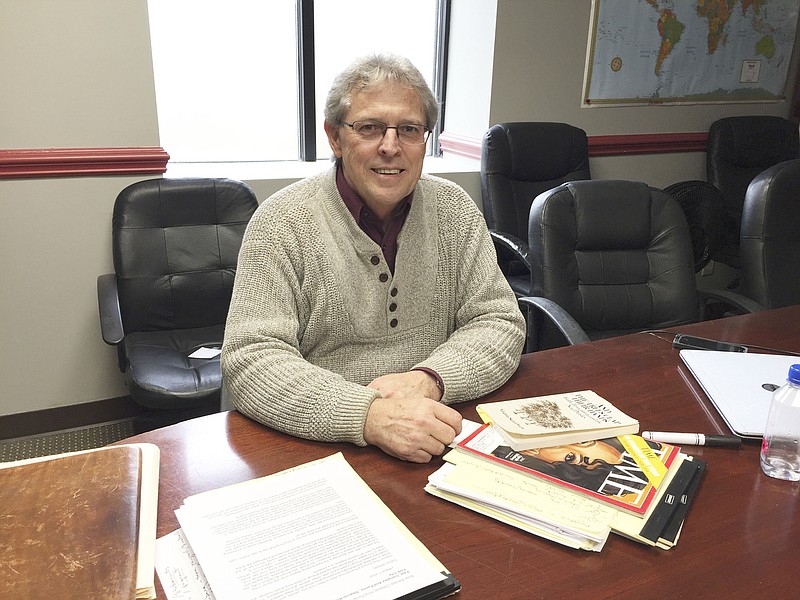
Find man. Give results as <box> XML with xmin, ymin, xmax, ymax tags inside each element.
<box><xmin>222</xmin><ymin>54</ymin><xmax>525</xmax><ymax>462</ymax></box>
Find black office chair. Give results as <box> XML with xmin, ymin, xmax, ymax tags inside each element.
<box><xmin>480</xmin><ymin>122</ymin><xmax>591</xmax><ymax>296</ymax></box>
<box><xmin>519</xmin><ymin>180</ymin><xmax>762</xmax><ymax>352</ymax></box>
<box><xmin>740</xmin><ymin>158</ymin><xmax>800</xmax><ymax>309</ymax></box>
<box><xmin>97</xmin><ymin>177</ymin><xmax>258</xmax><ymax>430</ymax></box>
<box><xmin>706</xmin><ymin>116</ymin><xmax>799</xmax><ymax>269</ymax></box>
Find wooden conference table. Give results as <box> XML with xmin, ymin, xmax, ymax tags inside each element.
<box><xmin>123</xmin><ymin>305</ymin><xmax>800</xmax><ymax>599</ymax></box>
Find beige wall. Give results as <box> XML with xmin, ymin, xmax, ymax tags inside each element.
<box><xmin>0</xmin><ymin>0</ymin><xmax>158</xmax><ymax>147</ymax></box>
<box><xmin>0</xmin><ymin>0</ymin><xmax>160</xmax><ymax>415</ymax></box>
<box><xmin>0</xmin><ymin>0</ymin><xmax>797</xmax><ymax>417</ymax></box>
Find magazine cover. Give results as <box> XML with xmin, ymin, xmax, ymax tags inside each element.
<box><xmin>458</xmin><ymin>424</ymin><xmax>679</xmax><ymax>514</ymax></box>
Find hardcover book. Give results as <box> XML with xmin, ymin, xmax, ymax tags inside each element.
<box><xmin>477</xmin><ymin>390</ymin><xmax>639</xmax><ymax>450</ymax></box>
<box><xmin>0</xmin><ymin>444</ymin><xmax>160</xmax><ymax>600</ymax></box>
<box><xmin>458</xmin><ymin>423</ymin><xmax>679</xmax><ymax>514</ymax></box>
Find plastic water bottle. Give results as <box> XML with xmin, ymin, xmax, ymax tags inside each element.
<box><xmin>760</xmin><ymin>364</ymin><xmax>800</xmax><ymax>481</ymax></box>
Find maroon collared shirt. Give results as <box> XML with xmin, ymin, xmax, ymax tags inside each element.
<box><xmin>336</xmin><ymin>164</ymin><xmax>411</xmax><ymax>274</ymax></box>
<box><xmin>334</xmin><ymin>165</ymin><xmax>445</xmax><ymax>396</ymax></box>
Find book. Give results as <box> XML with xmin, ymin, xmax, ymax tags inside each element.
<box><xmin>426</xmin><ymin>439</ymin><xmax>700</xmax><ymax>552</ymax></box>
<box><xmin>458</xmin><ymin>424</ymin><xmax>679</xmax><ymax>514</ymax></box>
<box><xmin>655</xmin><ymin>458</ymin><xmax>706</xmax><ymax>546</ymax></box>
<box><xmin>637</xmin><ymin>458</ymin><xmax>706</xmax><ymax>545</ymax></box>
<box><xmin>0</xmin><ymin>443</ymin><xmax>160</xmax><ymax>600</ymax></box>
<box><xmin>155</xmin><ymin>452</ymin><xmax>460</xmax><ymax>600</ymax></box>
<box><xmin>606</xmin><ymin>453</ymin><xmax>701</xmax><ymax>549</ymax></box>
<box><xmin>477</xmin><ymin>390</ymin><xmax>639</xmax><ymax>450</ymax></box>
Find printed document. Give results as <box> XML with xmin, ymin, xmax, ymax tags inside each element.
<box><xmin>157</xmin><ymin>453</ymin><xmax>448</xmax><ymax>600</ymax></box>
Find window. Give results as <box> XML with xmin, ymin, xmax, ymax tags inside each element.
<box><xmin>147</xmin><ymin>0</ymin><xmax>448</xmax><ymax>165</ymax></box>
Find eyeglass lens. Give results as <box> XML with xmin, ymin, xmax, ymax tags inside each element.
<box><xmin>346</xmin><ymin>121</ymin><xmax>429</xmax><ymax>144</ymax></box>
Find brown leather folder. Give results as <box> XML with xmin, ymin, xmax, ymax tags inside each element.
<box><xmin>0</xmin><ymin>445</ymin><xmax>142</xmax><ymax>599</ymax></box>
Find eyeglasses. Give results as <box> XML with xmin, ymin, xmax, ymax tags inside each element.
<box><xmin>340</xmin><ymin>120</ymin><xmax>431</xmax><ymax>145</ymax></box>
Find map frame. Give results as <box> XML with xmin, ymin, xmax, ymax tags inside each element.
<box><xmin>582</xmin><ymin>0</ymin><xmax>800</xmax><ymax>106</ymax></box>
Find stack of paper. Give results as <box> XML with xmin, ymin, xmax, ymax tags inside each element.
<box><xmin>427</xmin><ymin>423</ymin><xmax>705</xmax><ymax>551</ymax></box>
<box><xmin>156</xmin><ymin>452</ymin><xmax>460</xmax><ymax>600</ymax></box>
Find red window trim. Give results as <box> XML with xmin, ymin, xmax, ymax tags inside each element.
<box><xmin>438</xmin><ymin>131</ymin><xmax>708</xmax><ymax>160</ymax></box>
<box><xmin>1</xmin><ymin>133</ymin><xmax>709</xmax><ymax>179</ymax></box>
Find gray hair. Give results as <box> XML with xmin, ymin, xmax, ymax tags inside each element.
<box><xmin>324</xmin><ymin>54</ymin><xmax>440</xmax><ymax>130</ymax></box>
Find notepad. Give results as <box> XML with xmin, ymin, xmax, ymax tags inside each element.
<box><xmin>679</xmin><ymin>350</ymin><xmax>800</xmax><ymax>438</ymax></box>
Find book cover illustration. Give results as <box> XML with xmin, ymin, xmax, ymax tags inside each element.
<box><xmin>458</xmin><ymin>424</ymin><xmax>679</xmax><ymax>514</ymax></box>
<box><xmin>477</xmin><ymin>390</ymin><xmax>639</xmax><ymax>450</ymax></box>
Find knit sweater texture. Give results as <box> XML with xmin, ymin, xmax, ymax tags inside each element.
<box><xmin>222</xmin><ymin>166</ymin><xmax>526</xmax><ymax>446</ymax></box>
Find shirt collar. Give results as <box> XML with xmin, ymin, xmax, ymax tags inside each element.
<box><xmin>336</xmin><ymin>162</ymin><xmax>413</xmax><ymax>223</ymax></box>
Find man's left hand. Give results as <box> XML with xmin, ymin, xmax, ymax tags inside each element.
<box><xmin>364</xmin><ymin>371</ymin><xmax>462</xmax><ymax>463</ymax></box>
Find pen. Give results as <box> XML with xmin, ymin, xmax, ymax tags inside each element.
<box><xmin>641</xmin><ymin>431</ymin><xmax>743</xmax><ymax>448</ymax></box>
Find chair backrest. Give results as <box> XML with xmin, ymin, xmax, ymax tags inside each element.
<box><xmin>740</xmin><ymin>158</ymin><xmax>800</xmax><ymax>309</ymax></box>
<box><xmin>481</xmin><ymin>122</ymin><xmax>590</xmax><ymax>241</ymax></box>
<box><xmin>112</xmin><ymin>177</ymin><xmax>258</xmax><ymax>333</ymax></box>
<box><xmin>706</xmin><ymin>116</ymin><xmax>799</xmax><ymax>267</ymax></box>
<box><xmin>528</xmin><ymin>180</ymin><xmax>698</xmax><ymax>342</ymax></box>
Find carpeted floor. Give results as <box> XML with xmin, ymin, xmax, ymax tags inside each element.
<box><xmin>0</xmin><ymin>419</ymin><xmax>136</xmax><ymax>462</ymax></box>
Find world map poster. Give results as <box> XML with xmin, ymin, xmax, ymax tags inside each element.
<box><xmin>583</xmin><ymin>0</ymin><xmax>800</xmax><ymax>105</ymax></box>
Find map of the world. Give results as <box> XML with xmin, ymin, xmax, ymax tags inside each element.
<box><xmin>584</xmin><ymin>0</ymin><xmax>800</xmax><ymax>104</ymax></box>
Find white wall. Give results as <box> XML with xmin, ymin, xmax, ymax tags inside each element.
<box><xmin>0</xmin><ymin>0</ymin><xmax>797</xmax><ymax>417</ymax></box>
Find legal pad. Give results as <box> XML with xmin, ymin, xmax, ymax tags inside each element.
<box><xmin>679</xmin><ymin>349</ymin><xmax>800</xmax><ymax>438</ymax></box>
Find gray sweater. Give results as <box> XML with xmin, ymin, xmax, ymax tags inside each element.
<box><xmin>222</xmin><ymin>166</ymin><xmax>525</xmax><ymax>445</ymax></box>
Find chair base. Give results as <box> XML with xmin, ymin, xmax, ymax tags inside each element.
<box><xmin>131</xmin><ymin>397</ymin><xmax>221</xmax><ymax>434</ymax></box>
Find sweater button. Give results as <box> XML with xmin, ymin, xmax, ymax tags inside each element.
<box><xmin>390</xmin><ymin>287</ymin><xmax>398</xmax><ymax>297</ymax></box>
<box><xmin>389</xmin><ymin>302</ymin><xmax>397</xmax><ymax>312</ymax></box>
<box><xmin>390</xmin><ymin>318</ymin><xmax>398</xmax><ymax>328</ymax></box>
<box><xmin>379</xmin><ymin>273</ymin><xmax>389</xmax><ymax>283</ymax></box>
<box><xmin>370</xmin><ymin>255</ymin><xmax>380</xmax><ymax>265</ymax></box>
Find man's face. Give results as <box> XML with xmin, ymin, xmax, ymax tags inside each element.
<box><xmin>325</xmin><ymin>82</ymin><xmax>427</xmax><ymax>221</ymax></box>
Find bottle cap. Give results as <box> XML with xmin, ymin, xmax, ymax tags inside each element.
<box><xmin>788</xmin><ymin>364</ymin><xmax>800</xmax><ymax>385</ymax></box>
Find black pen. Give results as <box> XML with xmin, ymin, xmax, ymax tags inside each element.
<box><xmin>641</xmin><ymin>431</ymin><xmax>743</xmax><ymax>448</ymax></box>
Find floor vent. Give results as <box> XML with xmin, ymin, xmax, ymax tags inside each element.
<box><xmin>0</xmin><ymin>419</ymin><xmax>136</xmax><ymax>462</ymax></box>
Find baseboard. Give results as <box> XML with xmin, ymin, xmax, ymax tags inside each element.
<box><xmin>0</xmin><ymin>396</ymin><xmax>139</xmax><ymax>441</ymax></box>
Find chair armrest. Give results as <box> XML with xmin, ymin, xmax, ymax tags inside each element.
<box><xmin>489</xmin><ymin>230</ymin><xmax>530</xmax><ymax>272</ymax></box>
<box><xmin>518</xmin><ymin>296</ymin><xmax>591</xmax><ymax>352</ymax></box>
<box><xmin>97</xmin><ymin>273</ymin><xmax>125</xmax><ymax>345</ymax></box>
<box><xmin>698</xmin><ymin>289</ymin><xmax>766</xmax><ymax>318</ymax></box>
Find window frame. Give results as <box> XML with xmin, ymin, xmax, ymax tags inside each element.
<box><xmin>296</xmin><ymin>0</ymin><xmax>451</xmax><ymax>162</ymax></box>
